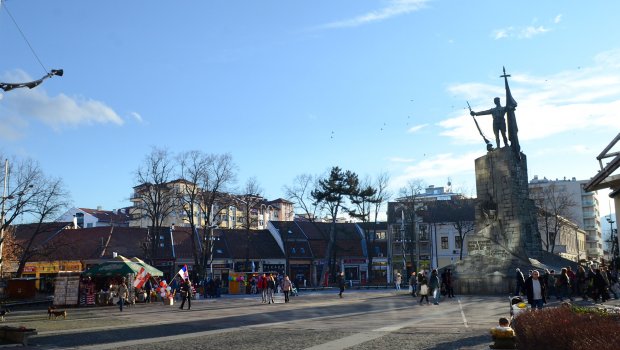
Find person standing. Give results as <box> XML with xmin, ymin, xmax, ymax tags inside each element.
<box><xmin>144</xmin><ymin>279</ymin><xmax>152</xmax><ymax>303</ymax></box>
<box><xmin>524</xmin><ymin>270</ymin><xmax>546</xmax><ymax>309</ymax></box>
<box><xmin>282</xmin><ymin>275</ymin><xmax>292</xmax><ymax>303</ymax></box>
<box><xmin>409</xmin><ymin>272</ymin><xmax>417</xmax><ymax>297</ymax></box>
<box><xmin>179</xmin><ymin>279</ymin><xmax>192</xmax><ymax>310</ymax></box>
<box><xmin>338</xmin><ymin>272</ymin><xmax>345</xmax><ymax>298</ymax></box>
<box><xmin>395</xmin><ymin>273</ymin><xmax>402</xmax><ymax>291</ymax></box>
<box><xmin>558</xmin><ymin>268</ymin><xmax>572</xmax><ymax>301</ymax></box>
<box><xmin>258</xmin><ymin>273</ymin><xmax>267</xmax><ymax>303</ymax></box>
<box><xmin>117</xmin><ymin>278</ymin><xmax>129</xmax><ymax>312</ymax></box>
<box><xmin>444</xmin><ymin>269</ymin><xmax>454</xmax><ymax>298</ymax></box>
<box><xmin>514</xmin><ymin>268</ymin><xmax>525</xmax><ymax>296</ymax></box>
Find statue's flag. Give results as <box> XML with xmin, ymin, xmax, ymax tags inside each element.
<box><xmin>178</xmin><ymin>264</ymin><xmax>189</xmax><ymax>281</ymax></box>
<box><xmin>133</xmin><ymin>267</ymin><xmax>151</xmax><ymax>288</ymax></box>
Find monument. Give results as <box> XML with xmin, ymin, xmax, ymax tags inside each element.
<box><xmin>452</xmin><ymin>68</ymin><xmax>571</xmax><ymax>294</ymax></box>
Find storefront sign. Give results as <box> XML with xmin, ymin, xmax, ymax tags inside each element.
<box><xmin>344</xmin><ymin>258</ymin><xmax>366</xmax><ymax>264</ymax></box>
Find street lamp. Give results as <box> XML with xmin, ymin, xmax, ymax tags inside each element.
<box><xmin>606</xmin><ymin>216</ymin><xmax>618</xmax><ymax>265</ymax></box>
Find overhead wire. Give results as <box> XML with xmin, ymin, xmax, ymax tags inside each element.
<box><xmin>1</xmin><ymin>0</ymin><xmax>50</xmax><ymax>75</ymax></box>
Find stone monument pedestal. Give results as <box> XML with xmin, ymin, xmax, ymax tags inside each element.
<box><xmin>452</xmin><ymin>147</ymin><xmax>542</xmax><ymax>294</ymax></box>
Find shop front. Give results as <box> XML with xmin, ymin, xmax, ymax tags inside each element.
<box><xmin>370</xmin><ymin>258</ymin><xmax>388</xmax><ymax>285</ymax></box>
<box><xmin>289</xmin><ymin>260</ymin><xmax>311</xmax><ymax>288</ymax></box>
<box><xmin>343</xmin><ymin>258</ymin><xmax>366</xmax><ymax>286</ymax></box>
<box><xmin>21</xmin><ymin>260</ymin><xmax>83</xmax><ymax>291</ymax></box>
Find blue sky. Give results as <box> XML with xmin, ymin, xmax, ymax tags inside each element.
<box><xmin>1</xmin><ymin>0</ymin><xmax>619</xmax><ymax>217</ymax></box>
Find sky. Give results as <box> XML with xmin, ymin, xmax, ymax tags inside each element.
<box><xmin>1</xmin><ymin>0</ymin><xmax>619</xmax><ymax>219</ymax></box>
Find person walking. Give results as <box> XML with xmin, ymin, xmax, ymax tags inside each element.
<box><xmin>338</xmin><ymin>272</ymin><xmax>345</xmax><ymax>298</ymax></box>
<box><xmin>429</xmin><ymin>269</ymin><xmax>441</xmax><ymax>305</ymax></box>
<box><xmin>524</xmin><ymin>270</ymin><xmax>546</xmax><ymax>309</ymax></box>
<box><xmin>179</xmin><ymin>279</ymin><xmax>192</xmax><ymax>310</ymax></box>
<box><xmin>282</xmin><ymin>275</ymin><xmax>292</xmax><ymax>303</ymax></box>
<box><xmin>267</xmin><ymin>274</ymin><xmax>276</xmax><ymax>304</ymax></box>
<box><xmin>117</xmin><ymin>278</ymin><xmax>129</xmax><ymax>312</ymax></box>
<box><xmin>418</xmin><ymin>272</ymin><xmax>429</xmax><ymax>305</ymax></box>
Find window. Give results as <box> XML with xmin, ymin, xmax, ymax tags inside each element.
<box><xmin>441</xmin><ymin>236</ymin><xmax>449</xmax><ymax>249</ymax></box>
<box><xmin>455</xmin><ymin>236</ymin><xmax>462</xmax><ymax>249</ymax></box>
<box><xmin>375</xmin><ymin>231</ymin><xmax>386</xmax><ymax>240</ymax></box>
<box><xmin>300</xmin><ymin>247</ymin><xmax>305</xmax><ymax>254</ymax></box>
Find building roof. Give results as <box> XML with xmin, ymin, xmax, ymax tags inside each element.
<box><xmin>79</xmin><ymin>207</ymin><xmax>131</xmax><ymax>225</ymax></box>
<box><xmin>220</xmin><ymin>229</ymin><xmax>284</xmax><ymax>259</ymax></box>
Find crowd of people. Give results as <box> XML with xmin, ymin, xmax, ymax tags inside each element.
<box><xmin>403</xmin><ymin>268</ymin><xmax>455</xmax><ymax>305</ymax></box>
<box><xmin>514</xmin><ymin>265</ymin><xmax>619</xmax><ymax>308</ymax></box>
<box><xmin>248</xmin><ymin>273</ymin><xmax>295</xmax><ymax>303</ymax></box>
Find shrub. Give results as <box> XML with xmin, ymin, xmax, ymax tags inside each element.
<box><xmin>513</xmin><ymin>306</ymin><xmax>620</xmax><ymax>350</ymax></box>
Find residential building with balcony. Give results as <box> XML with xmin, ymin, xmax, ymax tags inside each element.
<box><xmin>529</xmin><ymin>176</ymin><xmax>604</xmax><ymax>262</ymax></box>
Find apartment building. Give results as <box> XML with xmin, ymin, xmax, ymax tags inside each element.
<box><xmin>529</xmin><ymin>176</ymin><xmax>604</xmax><ymax>262</ymax></box>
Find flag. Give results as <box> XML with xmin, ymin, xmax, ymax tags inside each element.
<box><xmin>177</xmin><ymin>264</ymin><xmax>189</xmax><ymax>281</ymax></box>
<box><xmin>133</xmin><ymin>267</ymin><xmax>151</xmax><ymax>289</ymax></box>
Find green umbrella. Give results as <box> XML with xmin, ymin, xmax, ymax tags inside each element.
<box><xmin>82</xmin><ymin>260</ymin><xmax>143</xmax><ymax>277</ymax></box>
<box><xmin>130</xmin><ymin>257</ymin><xmax>164</xmax><ymax>277</ymax></box>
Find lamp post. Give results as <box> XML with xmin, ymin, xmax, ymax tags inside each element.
<box><xmin>0</xmin><ymin>160</ymin><xmax>9</xmax><ymax>277</ymax></box>
<box><xmin>606</xmin><ymin>216</ymin><xmax>618</xmax><ymax>265</ymax></box>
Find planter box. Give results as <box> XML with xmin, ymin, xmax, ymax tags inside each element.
<box><xmin>0</xmin><ymin>327</ymin><xmax>38</xmax><ymax>346</ymax></box>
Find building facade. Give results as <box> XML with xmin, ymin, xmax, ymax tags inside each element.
<box><xmin>529</xmin><ymin>176</ymin><xmax>604</xmax><ymax>262</ymax></box>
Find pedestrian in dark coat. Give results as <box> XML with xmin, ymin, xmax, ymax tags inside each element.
<box><xmin>515</xmin><ymin>268</ymin><xmax>525</xmax><ymax>296</ymax></box>
<box><xmin>524</xmin><ymin>270</ymin><xmax>546</xmax><ymax>309</ymax></box>
<box><xmin>179</xmin><ymin>279</ymin><xmax>192</xmax><ymax>310</ymax></box>
<box><xmin>338</xmin><ymin>272</ymin><xmax>345</xmax><ymax>298</ymax></box>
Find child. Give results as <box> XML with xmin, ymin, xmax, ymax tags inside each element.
<box><xmin>490</xmin><ymin>317</ymin><xmax>516</xmax><ymax>349</ymax></box>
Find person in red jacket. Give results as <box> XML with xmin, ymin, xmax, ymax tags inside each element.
<box><xmin>258</xmin><ymin>273</ymin><xmax>268</xmax><ymax>303</ymax></box>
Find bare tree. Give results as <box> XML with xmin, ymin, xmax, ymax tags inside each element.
<box><xmin>368</xmin><ymin>172</ymin><xmax>391</xmax><ymax>283</ymax></box>
<box><xmin>398</xmin><ymin>179</ymin><xmax>426</xmax><ymax>275</ymax></box>
<box><xmin>284</xmin><ymin>174</ymin><xmax>323</xmax><ymax>222</ymax></box>
<box><xmin>197</xmin><ymin>153</ymin><xmax>237</xmax><ymax>279</ymax></box>
<box><xmin>177</xmin><ymin>150</ymin><xmax>207</xmax><ymax>277</ymax></box>
<box><xmin>422</xmin><ymin>196</ymin><xmax>475</xmax><ymax>260</ymax></box>
<box><xmin>15</xmin><ymin>175</ymin><xmax>70</xmax><ymax>276</ymax></box>
<box><xmin>133</xmin><ymin>147</ymin><xmax>177</xmax><ymax>263</ymax></box>
<box><xmin>0</xmin><ymin>156</ymin><xmax>70</xmax><ymax>276</ymax></box>
<box><xmin>530</xmin><ymin>183</ymin><xmax>577</xmax><ymax>253</ymax></box>
<box><xmin>237</xmin><ymin>177</ymin><xmax>263</xmax><ymax>272</ymax></box>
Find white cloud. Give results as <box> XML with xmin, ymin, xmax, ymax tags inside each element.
<box><xmin>0</xmin><ymin>71</ymin><xmax>123</xmax><ymax>136</ymax></box>
<box><xmin>391</xmin><ymin>152</ymin><xmax>480</xmax><ymax>190</ymax></box>
<box><xmin>493</xmin><ymin>28</ymin><xmax>512</xmax><ymax>40</ymax></box>
<box><xmin>389</xmin><ymin>157</ymin><xmax>415</xmax><ymax>163</ymax></box>
<box><xmin>441</xmin><ymin>49</ymin><xmax>620</xmax><ymax>146</ymax></box>
<box><xmin>318</xmin><ymin>0</ymin><xmax>429</xmax><ymax>29</ymax></box>
<box><xmin>518</xmin><ymin>25</ymin><xmax>550</xmax><ymax>38</ymax></box>
<box><xmin>493</xmin><ymin>16</ymin><xmax>557</xmax><ymax>40</ymax></box>
<box><xmin>407</xmin><ymin>123</ymin><xmax>428</xmax><ymax>133</ymax></box>
<box><xmin>129</xmin><ymin>112</ymin><xmax>144</xmax><ymax>123</ymax></box>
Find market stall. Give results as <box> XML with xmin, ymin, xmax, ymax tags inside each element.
<box><xmin>81</xmin><ymin>256</ymin><xmax>163</xmax><ymax>306</ymax></box>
